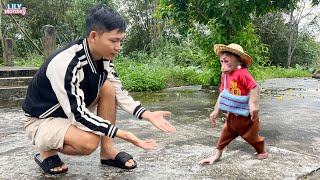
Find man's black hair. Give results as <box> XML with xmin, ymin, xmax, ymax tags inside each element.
<box><xmin>86</xmin><ymin>4</ymin><xmax>127</xmax><ymax>37</ymax></box>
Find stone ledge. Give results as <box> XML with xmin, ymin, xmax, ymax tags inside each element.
<box><xmin>312</xmin><ymin>69</ymin><xmax>320</xmax><ymax>79</ymax></box>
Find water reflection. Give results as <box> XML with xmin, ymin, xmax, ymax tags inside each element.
<box><xmin>131</xmin><ymin>89</ymin><xmax>218</xmax><ymax>115</ymax></box>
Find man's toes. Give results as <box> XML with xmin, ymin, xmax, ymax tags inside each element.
<box><xmin>61</xmin><ymin>164</ymin><xmax>68</xmax><ymax>169</ymax></box>
<box><xmin>51</xmin><ymin>165</ymin><xmax>66</xmax><ymax>172</ymax></box>
<box><xmin>50</xmin><ymin>167</ymin><xmax>61</xmax><ymax>172</ymax></box>
<box><xmin>125</xmin><ymin>159</ymin><xmax>135</xmax><ymax>167</ymax></box>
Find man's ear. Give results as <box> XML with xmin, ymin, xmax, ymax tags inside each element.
<box><xmin>88</xmin><ymin>31</ymin><xmax>98</xmax><ymax>42</ymax></box>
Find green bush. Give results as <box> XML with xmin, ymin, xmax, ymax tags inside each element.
<box><xmin>115</xmin><ymin>61</ymin><xmax>213</xmax><ymax>91</ymax></box>
<box><xmin>115</xmin><ymin>63</ymin><xmax>167</xmax><ymax>92</ymax></box>
<box><xmin>249</xmin><ymin>66</ymin><xmax>311</xmax><ymax>80</ymax></box>
<box><xmin>166</xmin><ymin>65</ymin><xmax>212</xmax><ymax>87</ymax></box>
<box><xmin>115</xmin><ymin>48</ymin><xmax>312</xmax><ymax>92</ymax></box>
<box><xmin>115</xmin><ymin>39</ymin><xmax>214</xmax><ymax>91</ymax></box>
<box><xmin>14</xmin><ymin>53</ymin><xmax>44</xmax><ymax>67</ymax></box>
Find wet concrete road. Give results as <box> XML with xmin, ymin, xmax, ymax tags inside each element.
<box><xmin>0</xmin><ymin>77</ymin><xmax>319</xmax><ymax>180</ymax></box>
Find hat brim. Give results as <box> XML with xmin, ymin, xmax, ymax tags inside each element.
<box><xmin>213</xmin><ymin>44</ymin><xmax>253</xmax><ymax>67</ymax></box>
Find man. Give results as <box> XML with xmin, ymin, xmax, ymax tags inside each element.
<box><xmin>21</xmin><ymin>4</ymin><xmax>176</xmax><ymax>174</ymax></box>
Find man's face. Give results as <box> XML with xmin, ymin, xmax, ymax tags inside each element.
<box><xmin>219</xmin><ymin>52</ymin><xmax>240</xmax><ymax>74</ymax></box>
<box><xmin>89</xmin><ymin>28</ymin><xmax>125</xmax><ymax>60</ymax></box>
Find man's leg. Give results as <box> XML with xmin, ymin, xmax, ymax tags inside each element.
<box><xmin>39</xmin><ymin>125</ymin><xmax>101</xmax><ymax>172</ymax></box>
<box><xmin>37</xmin><ymin>149</ymin><xmax>66</xmax><ymax>173</ymax></box>
<box><xmin>97</xmin><ymin>81</ymin><xmax>135</xmax><ymax>167</ymax></box>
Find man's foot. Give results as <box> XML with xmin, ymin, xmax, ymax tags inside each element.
<box><xmin>37</xmin><ymin>150</ymin><xmax>68</xmax><ymax>174</ymax></box>
<box><xmin>34</xmin><ymin>153</ymin><xmax>68</xmax><ymax>174</ymax></box>
<box><xmin>101</xmin><ymin>152</ymin><xmax>137</xmax><ymax>169</ymax></box>
<box><xmin>198</xmin><ymin>149</ymin><xmax>223</xmax><ymax>165</ymax></box>
<box><xmin>257</xmin><ymin>152</ymin><xmax>269</xmax><ymax>160</ymax></box>
<box><xmin>100</xmin><ymin>147</ymin><xmax>136</xmax><ymax>168</ymax></box>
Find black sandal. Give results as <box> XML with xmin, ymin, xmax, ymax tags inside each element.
<box><xmin>34</xmin><ymin>153</ymin><xmax>68</xmax><ymax>174</ymax></box>
<box><xmin>101</xmin><ymin>151</ymin><xmax>137</xmax><ymax>169</ymax></box>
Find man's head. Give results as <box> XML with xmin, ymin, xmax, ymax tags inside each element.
<box><xmin>86</xmin><ymin>5</ymin><xmax>127</xmax><ymax>60</ymax></box>
<box><xmin>86</xmin><ymin>4</ymin><xmax>126</xmax><ymax>37</ymax></box>
<box><xmin>213</xmin><ymin>43</ymin><xmax>252</xmax><ymax>74</ymax></box>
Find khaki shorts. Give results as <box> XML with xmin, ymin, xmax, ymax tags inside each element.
<box><xmin>21</xmin><ymin>99</ymin><xmax>99</xmax><ymax>151</ymax></box>
<box><xmin>21</xmin><ymin>116</ymin><xmax>71</xmax><ymax>151</ymax></box>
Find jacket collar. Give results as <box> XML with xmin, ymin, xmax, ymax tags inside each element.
<box><xmin>82</xmin><ymin>38</ymin><xmax>97</xmax><ymax>74</ymax></box>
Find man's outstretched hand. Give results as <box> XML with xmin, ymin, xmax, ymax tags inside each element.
<box><xmin>116</xmin><ymin>130</ymin><xmax>158</xmax><ymax>150</ymax></box>
<box><xmin>142</xmin><ymin>111</ymin><xmax>176</xmax><ymax>133</ymax></box>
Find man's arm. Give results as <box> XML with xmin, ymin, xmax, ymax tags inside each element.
<box><xmin>115</xmin><ymin>129</ymin><xmax>157</xmax><ymax>150</ymax></box>
<box><xmin>105</xmin><ymin>60</ymin><xmax>146</xmax><ymax>118</ymax></box>
<box><xmin>105</xmin><ymin>61</ymin><xmax>176</xmax><ymax>133</ymax></box>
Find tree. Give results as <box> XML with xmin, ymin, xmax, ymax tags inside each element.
<box><xmin>0</xmin><ymin>0</ymin><xmax>43</xmax><ymax>58</ymax></box>
<box><xmin>157</xmin><ymin>0</ymin><xmax>298</xmax><ymax>39</ymax></box>
<box><xmin>119</xmin><ymin>0</ymin><xmax>159</xmax><ymax>55</ymax></box>
<box><xmin>156</xmin><ymin>0</ymin><xmax>294</xmax><ymax>84</ymax></box>
<box><xmin>0</xmin><ymin>0</ymin><xmax>115</xmax><ymax>60</ymax></box>
<box><xmin>254</xmin><ymin>1</ymin><xmax>320</xmax><ymax>67</ymax></box>
<box><xmin>17</xmin><ymin>0</ymin><xmax>71</xmax><ymax>40</ymax></box>
<box><xmin>0</xmin><ymin>2</ymin><xmax>4</xmax><ymax>62</ymax></box>
<box><xmin>285</xmin><ymin>0</ymin><xmax>320</xmax><ymax>67</ymax></box>
<box><xmin>64</xmin><ymin>0</ymin><xmax>115</xmax><ymax>44</ymax></box>
<box><xmin>156</xmin><ymin>0</ymin><xmax>304</xmax><ymax>64</ymax></box>
<box><xmin>253</xmin><ymin>13</ymin><xmax>290</xmax><ymax>66</ymax></box>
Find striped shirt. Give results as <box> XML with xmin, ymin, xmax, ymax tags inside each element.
<box><xmin>22</xmin><ymin>39</ymin><xmax>146</xmax><ymax>138</ymax></box>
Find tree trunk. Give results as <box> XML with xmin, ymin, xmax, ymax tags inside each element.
<box><xmin>0</xmin><ymin>1</ymin><xmax>6</xmax><ymax>63</ymax></box>
<box><xmin>287</xmin><ymin>10</ymin><xmax>294</xmax><ymax>68</ymax></box>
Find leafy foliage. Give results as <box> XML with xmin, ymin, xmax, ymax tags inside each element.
<box><xmin>292</xmin><ymin>33</ymin><xmax>320</xmax><ymax>66</ymax></box>
<box><xmin>1</xmin><ymin>0</ymin><xmax>318</xmax><ymax>92</ymax></box>
<box><xmin>254</xmin><ymin>12</ymin><xmax>320</xmax><ymax>67</ymax></box>
<box><xmin>115</xmin><ymin>39</ymin><xmax>214</xmax><ymax>91</ymax></box>
<box><xmin>155</xmin><ymin>0</ymin><xmax>296</xmax><ymax>84</ymax></box>
<box><xmin>63</xmin><ymin>0</ymin><xmax>115</xmax><ymax>45</ymax></box>
<box><xmin>15</xmin><ymin>0</ymin><xmax>70</xmax><ymax>40</ymax></box>
<box><xmin>120</xmin><ymin>0</ymin><xmax>158</xmax><ymax>55</ymax></box>
<box><xmin>13</xmin><ymin>53</ymin><xmax>44</xmax><ymax>67</ymax></box>
<box><xmin>253</xmin><ymin>13</ymin><xmax>289</xmax><ymax>66</ymax></box>
<box><xmin>1</xmin><ymin>0</ymin><xmax>114</xmax><ymax>56</ymax></box>
<box><xmin>115</xmin><ymin>62</ymin><xmax>167</xmax><ymax>91</ymax></box>
<box><xmin>188</xmin><ymin>19</ymin><xmax>270</xmax><ymax>85</ymax></box>
<box><xmin>250</xmin><ymin>65</ymin><xmax>310</xmax><ymax>80</ymax></box>
<box><xmin>166</xmin><ymin>65</ymin><xmax>212</xmax><ymax>87</ymax></box>
<box><xmin>157</xmin><ymin>0</ymin><xmax>297</xmax><ymax>38</ymax></box>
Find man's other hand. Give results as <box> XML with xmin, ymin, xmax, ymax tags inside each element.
<box><xmin>142</xmin><ymin>111</ymin><xmax>176</xmax><ymax>133</ymax></box>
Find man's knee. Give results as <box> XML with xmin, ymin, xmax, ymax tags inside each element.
<box><xmin>99</xmin><ymin>80</ymin><xmax>115</xmax><ymax>98</ymax></box>
<box><xmin>65</xmin><ymin>126</ymin><xmax>100</xmax><ymax>155</ymax></box>
<box><xmin>79</xmin><ymin>135</ymin><xmax>100</xmax><ymax>155</ymax></box>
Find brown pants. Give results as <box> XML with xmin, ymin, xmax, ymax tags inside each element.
<box><xmin>216</xmin><ymin>113</ymin><xmax>265</xmax><ymax>154</ymax></box>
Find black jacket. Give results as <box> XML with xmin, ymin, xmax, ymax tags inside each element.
<box><xmin>22</xmin><ymin>39</ymin><xmax>146</xmax><ymax>137</ymax></box>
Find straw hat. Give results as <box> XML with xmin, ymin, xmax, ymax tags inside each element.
<box><xmin>213</xmin><ymin>43</ymin><xmax>253</xmax><ymax>67</ymax></box>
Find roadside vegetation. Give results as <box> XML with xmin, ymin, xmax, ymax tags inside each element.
<box><xmin>1</xmin><ymin>0</ymin><xmax>319</xmax><ymax>91</ymax></box>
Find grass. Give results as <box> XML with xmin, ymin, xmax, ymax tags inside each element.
<box><xmin>13</xmin><ymin>54</ymin><xmax>44</xmax><ymax>67</ymax></box>
<box><xmin>250</xmin><ymin>66</ymin><xmax>311</xmax><ymax>81</ymax></box>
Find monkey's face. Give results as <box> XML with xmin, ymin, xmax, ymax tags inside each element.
<box><xmin>219</xmin><ymin>52</ymin><xmax>240</xmax><ymax>74</ymax></box>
